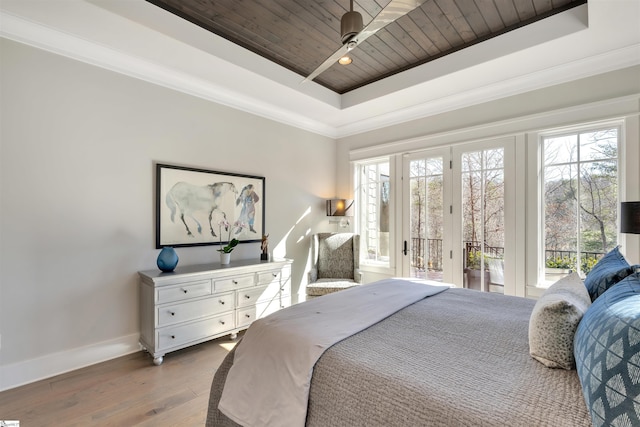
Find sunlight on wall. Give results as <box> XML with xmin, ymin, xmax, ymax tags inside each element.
<box><xmin>274</xmin><ymin>207</ymin><xmax>311</xmax><ymax>259</ymax></box>
<box><xmin>274</xmin><ymin>207</ymin><xmax>313</xmax><ymax>302</ymax></box>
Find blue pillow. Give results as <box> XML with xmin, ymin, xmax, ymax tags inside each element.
<box><xmin>574</xmin><ymin>273</ymin><xmax>640</xmax><ymax>426</ymax></box>
<box><xmin>584</xmin><ymin>246</ymin><xmax>636</xmax><ymax>301</ymax></box>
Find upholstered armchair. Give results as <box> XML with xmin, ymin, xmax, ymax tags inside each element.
<box><xmin>306</xmin><ymin>233</ymin><xmax>363</xmax><ymax>298</ymax></box>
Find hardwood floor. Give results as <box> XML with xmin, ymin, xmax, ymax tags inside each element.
<box><xmin>0</xmin><ymin>334</ymin><xmax>240</xmax><ymax>426</ymax></box>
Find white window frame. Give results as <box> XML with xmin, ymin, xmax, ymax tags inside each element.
<box><xmin>452</xmin><ymin>137</ymin><xmax>521</xmax><ymax>295</ymax></box>
<box><xmin>354</xmin><ymin>157</ymin><xmax>395</xmax><ymax>272</ymax></box>
<box><xmin>526</xmin><ymin>119</ymin><xmax>626</xmax><ymax>296</ymax></box>
<box><xmin>349</xmin><ymin>96</ymin><xmax>640</xmax><ymax>294</ymax></box>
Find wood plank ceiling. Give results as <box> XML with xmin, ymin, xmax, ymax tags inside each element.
<box><xmin>146</xmin><ymin>0</ymin><xmax>586</xmax><ymax>94</ymax></box>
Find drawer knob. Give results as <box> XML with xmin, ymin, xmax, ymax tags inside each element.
<box><xmin>272</xmin><ymin>273</ymin><xmax>278</xmax><ymax>277</ymax></box>
<box><xmin>233</xmin><ymin>280</ymin><xmax>238</xmax><ymax>284</ymax></box>
<box><xmin>245</xmin><ymin>295</ymin><xmax>251</xmax><ymax>299</ymax></box>
<box><xmin>220</xmin><ymin>320</ymin><xmax>225</xmax><ymax>325</ymax></box>
<box><xmin>245</xmin><ymin>314</ymin><xmax>251</xmax><ymax>318</ymax></box>
<box><xmin>182</xmin><ymin>289</ymin><xmax>188</xmax><ymax>294</ymax></box>
<box><xmin>170</xmin><ymin>311</ymin><xmax>175</xmax><ymax>316</ymax></box>
<box><xmin>219</xmin><ymin>300</ymin><xmax>225</xmax><ymax>305</ymax></box>
<box><xmin>171</xmin><ymin>335</ymin><xmax>176</xmax><ymax>339</ymax></box>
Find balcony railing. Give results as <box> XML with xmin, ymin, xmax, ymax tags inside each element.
<box><xmin>411</xmin><ymin>238</ymin><xmax>605</xmax><ymax>273</ymax></box>
<box><xmin>411</xmin><ymin>238</ymin><xmax>443</xmax><ymax>271</ymax></box>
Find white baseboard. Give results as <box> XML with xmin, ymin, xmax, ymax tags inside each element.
<box><xmin>0</xmin><ymin>334</ymin><xmax>142</xmax><ymax>392</ymax></box>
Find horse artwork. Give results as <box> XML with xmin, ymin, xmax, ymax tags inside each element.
<box><xmin>165</xmin><ymin>181</ymin><xmax>237</xmax><ymax>238</ymax></box>
<box><xmin>156</xmin><ymin>164</ymin><xmax>265</xmax><ymax>248</ymax></box>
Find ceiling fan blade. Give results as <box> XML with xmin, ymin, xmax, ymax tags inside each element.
<box><xmin>304</xmin><ymin>44</ymin><xmax>351</xmax><ymax>83</ymax></box>
<box><xmin>303</xmin><ymin>0</ymin><xmax>429</xmax><ymax>84</ymax></box>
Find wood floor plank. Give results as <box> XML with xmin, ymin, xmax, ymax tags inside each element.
<box><xmin>0</xmin><ymin>334</ymin><xmax>239</xmax><ymax>426</ymax></box>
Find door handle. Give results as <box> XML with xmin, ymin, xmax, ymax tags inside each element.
<box><xmin>403</xmin><ymin>240</ymin><xmax>408</xmax><ymax>256</ymax></box>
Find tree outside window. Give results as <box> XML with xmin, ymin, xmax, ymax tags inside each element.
<box><xmin>409</xmin><ymin>157</ymin><xmax>444</xmax><ymax>277</ymax></box>
<box><xmin>543</xmin><ymin>127</ymin><xmax>619</xmax><ymax>279</ymax></box>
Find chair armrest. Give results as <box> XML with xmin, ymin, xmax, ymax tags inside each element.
<box><xmin>354</xmin><ymin>269</ymin><xmax>363</xmax><ymax>283</ymax></box>
<box><xmin>308</xmin><ymin>268</ymin><xmax>318</xmax><ymax>283</ymax></box>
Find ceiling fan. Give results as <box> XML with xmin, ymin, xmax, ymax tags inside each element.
<box><xmin>304</xmin><ymin>0</ymin><xmax>429</xmax><ymax>84</ymax></box>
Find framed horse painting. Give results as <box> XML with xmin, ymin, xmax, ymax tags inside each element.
<box><xmin>156</xmin><ymin>163</ymin><xmax>265</xmax><ymax>248</ymax></box>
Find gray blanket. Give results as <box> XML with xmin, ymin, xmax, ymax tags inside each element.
<box><xmin>219</xmin><ymin>279</ymin><xmax>448</xmax><ymax>427</ymax></box>
<box><xmin>207</xmin><ymin>288</ymin><xmax>591</xmax><ymax>426</ymax></box>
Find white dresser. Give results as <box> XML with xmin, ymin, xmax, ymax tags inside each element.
<box><xmin>138</xmin><ymin>258</ymin><xmax>293</xmax><ymax>365</ymax></box>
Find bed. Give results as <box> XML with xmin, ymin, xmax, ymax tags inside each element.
<box><xmin>206</xmin><ymin>277</ymin><xmax>598</xmax><ymax>427</ymax></box>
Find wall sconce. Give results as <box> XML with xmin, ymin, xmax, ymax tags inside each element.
<box><xmin>621</xmin><ymin>202</ymin><xmax>640</xmax><ymax>234</ymax></box>
<box><xmin>326</xmin><ymin>199</ymin><xmax>354</xmax><ymax>227</ymax></box>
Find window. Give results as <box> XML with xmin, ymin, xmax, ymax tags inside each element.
<box><xmin>356</xmin><ymin>160</ymin><xmax>391</xmax><ymax>266</ymax></box>
<box><xmin>541</xmin><ymin>125</ymin><xmax>620</xmax><ymax>283</ymax></box>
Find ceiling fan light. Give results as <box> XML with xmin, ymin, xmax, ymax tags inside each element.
<box><xmin>341</xmin><ymin>11</ymin><xmax>363</xmax><ymax>44</ymax></box>
<box><xmin>338</xmin><ymin>56</ymin><xmax>352</xmax><ymax>65</ymax></box>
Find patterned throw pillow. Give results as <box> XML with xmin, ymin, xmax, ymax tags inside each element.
<box><xmin>584</xmin><ymin>246</ymin><xmax>636</xmax><ymax>301</ymax></box>
<box><xmin>529</xmin><ymin>272</ymin><xmax>591</xmax><ymax>369</ymax></box>
<box><xmin>574</xmin><ymin>273</ymin><xmax>640</xmax><ymax>426</ymax></box>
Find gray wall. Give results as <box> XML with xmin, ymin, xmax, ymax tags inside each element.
<box><xmin>0</xmin><ymin>39</ymin><xmax>336</xmax><ymax>389</ymax></box>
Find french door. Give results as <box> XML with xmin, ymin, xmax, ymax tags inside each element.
<box><xmin>402</xmin><ymin>138</ymin><xmax>516</xmax><ymax>293</ymax></box>
<box><xmin>402</xmin><ymin>148</ymin><xmax>453</xmax><ymax>283</ymax></box>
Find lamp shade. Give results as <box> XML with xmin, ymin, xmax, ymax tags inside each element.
<box><xmin>326</xmin><ymin>199</ymin><xmax>354</xmax><ymax>217</ymax></box>
<box><xmin>621</xmin><ymin>202</ymin><xmax>640</xmax><ymax>234</ymax></box>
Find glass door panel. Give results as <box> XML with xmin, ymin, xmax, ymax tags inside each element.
<box><xmin>403</xmin><ymin>149</ymin><xmax>450</xmax><ymax>282</ymax></box>
<box><xmin>460</xmin><ymin>148</ymin><xmax>505</xmax><ymax>293</ymax></box>
<box><xmin>401</xmin><ymin>139</ymin><xmax>514</xmax><ymax>292</ymax></box>
<box><xmin>410</xmin><ymin>157</ymin><xmax>443</xmax><ymax>279</ymax></box>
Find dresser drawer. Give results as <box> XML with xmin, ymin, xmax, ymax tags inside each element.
<box><xmin>157</xmin><ymin>312</ymin><xmax>234</xmax><ymax>350</ymax></box>
<box><xmin>257</xmin><ymin>269</ymin><xmax>282</xmax><ymax>285</ymax></box>
<box><xmin>138</xmin><ymin>259</ymin><xmax>292</xmax><ymax>365</ymax></box>
<box><xmin>157</xmin><ymin>292</ymin><xmax>234</xmax><ymax>327</ymax></box>
<box><xmin>236</xmin><ymin>285</ymin><xmax>279</xmax><ymax>308</ymax></box>
<box><xmin>156</xmin><ymin>280</ymin><xmax>212</xmax><ymax>304</ymax></box>
<box><xmin>214</xmin><ymin>274</ymin><xmax>255</xmax><ymax>292</ymax></box>
<box><xmin>236</xmin><ymin>299</ymin><xmax>282</xmax><ymax>329</ymax></box>
<box><xmin>280</xmin><ymin>281</ymin><xmax>291</xmax><ymax>297</ymax></box>
<box><xmin>281</xmin><ymin>293</ymin><xmax>292</xmax><ymax>309</ymax></box>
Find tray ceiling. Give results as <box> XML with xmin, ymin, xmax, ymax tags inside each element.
<box><xmin>146</xmin><ymin>0</ymin><xmax>586</xmax><ymax>94</ymax></box>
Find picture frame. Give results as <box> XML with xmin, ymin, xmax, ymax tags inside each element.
<box><xmin>156</xmin><ymin>163</ymin><xmax>265</xmax><ymax>248</ymax></box>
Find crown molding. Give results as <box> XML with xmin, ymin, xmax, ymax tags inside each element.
<box><xmin>336</xmin><ymin>43</ymin><xmax>640</xmax><ymax>138</ymax></box>
<box><xmin>1</xmin><ymin>2</ymin><xmax>639</xmax><ymax>139</ymax></box>
<box><xmin>0</xmin><ymin>11</ymin><xmax>339</xmax><ymax>138</ymax></box>
<box><xmin>349</xmin><ymin>94</ymin><xmax>640</xmax><ymax>160</ymax></box>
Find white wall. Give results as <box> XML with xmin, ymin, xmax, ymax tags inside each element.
<box><xmin>0</xmin><ymin>39</ymin><xmax>336</xmax><ymax>390</ymax></box>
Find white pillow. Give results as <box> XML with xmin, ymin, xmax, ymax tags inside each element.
<box><xmin>528</xmin><ymin>272</ymin><xmax>591</xmax><ymax>369</ymax></box>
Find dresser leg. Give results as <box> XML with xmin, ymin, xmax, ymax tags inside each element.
<box><xmin>153</xmin><ymin>356</ymin><xmax>164</xmax><ymax>366</ymax></box>
<box><xmin>230</xmin><ymin>332</ymin><xmax>238</xmax><ymax>340</ymax></box>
